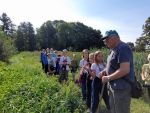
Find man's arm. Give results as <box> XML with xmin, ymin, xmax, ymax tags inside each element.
<box><xmin>102</xmin><ymin>62</ymin><xmax>130</xmax><ymax>83</ymax></box>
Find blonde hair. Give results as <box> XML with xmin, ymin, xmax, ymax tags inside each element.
<box><xmin>73</xmin><ymin>54</ymin><xmax>76</xmax><ymax>56</ymax></box>
<box><xmin>94</xmin><ymin>51</ymin><xmax>105</xmax><ymax>67</ymax></box>
<box><xmin>89</xmin><ymin>53</ymin><xmax>94</xmax><ymax>59</ymax></box>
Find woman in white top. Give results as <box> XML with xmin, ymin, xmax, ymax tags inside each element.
<box><xmin>78</xmin><ymin>49</ymin><xmax>89</xmax><ymax>101</ymax></box>
<box><xmin>90</xmin><ymin>51</ymin><xmax>110</xmax><ymax>113</ymax></box>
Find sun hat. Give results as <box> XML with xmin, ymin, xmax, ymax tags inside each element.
<box><xmin>101</xmin><ymin>30</ymin><xmax>118</xmax><ymax>40</ymax></box>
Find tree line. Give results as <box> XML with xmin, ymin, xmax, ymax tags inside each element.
<box><xmin>0</xmin><ymin>13</ymin><xmax>105</xmax><ymax>52</ymax></box>
<box><xmin>0</xmin><ymin>12</ymin><xmax>150</xmax><ymax>61</ymax></box>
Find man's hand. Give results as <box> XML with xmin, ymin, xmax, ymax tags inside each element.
<box><xmin>102</xmin><ymin>76</ymin><xmax>109</xmax><ymax>83</ymax></box>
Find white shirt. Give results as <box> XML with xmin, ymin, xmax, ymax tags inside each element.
<box><xmin>59</xmin><ymin>56</ymin><xmax>71</xmax><ymax>70</ymax></box>
<box><xmin>79</xmin><ymin>59</ymin><xmax>88</xmax><ymax>73</ymax></box>
<box><xmin>48</xmin><ymin>58</ymin><xmax>56</xmax><ymax>67</ymax></box>
<box><xmin>91</xmin><ymin>63</ymin><xmax>105</xmax><ymax>78</ymax></box>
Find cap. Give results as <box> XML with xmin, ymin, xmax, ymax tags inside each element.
<box><xmin>148</xmin><ymin>54</ymin><xmax>150</xmax><ymax>59</ymax></box>
<box><xmin>101</xmin><ymin>30</ymin><xmax>118</xmax><ymax>40</ymax></box>
<box><xmin>63</xmin><ymin>49</ymin><xmax>67</xmax><ymax>53</ymax></box>
<box><xmin>50</xmin><ymin>48</ymin><xmax>53</xmax><ymax>50</ymax></box>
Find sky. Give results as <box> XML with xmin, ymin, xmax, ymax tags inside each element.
<box><xmin>0</xmin><ymin>0</ymin><xmax>150</xmax><ymax>43</ymax></box>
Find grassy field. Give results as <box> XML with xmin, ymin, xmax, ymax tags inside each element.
<box><xmin>0</xmin><ymin>50</ymin><xmax>150</xmax><ymax>113</ymax></box>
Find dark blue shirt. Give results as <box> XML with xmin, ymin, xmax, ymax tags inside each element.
<box><xmin>106</xmin><ymin>42</ymin><xmax>135</xmax><ymax>89</ymax></box>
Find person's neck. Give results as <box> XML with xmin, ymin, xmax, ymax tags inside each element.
<box><xmin>112</xmin><ymin>40</ymin><xmax>122</xmax><ymax>49</ymax></box>
<box><xmin>83</xmin><ymin>58</ymin><xmax>87</xmax><ymax>61</ymax></box>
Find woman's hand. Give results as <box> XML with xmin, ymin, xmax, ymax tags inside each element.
<box><xmin>99</xmin><ymin>69</ymin><xmax>106</xmax><ymax>78</ymax></box>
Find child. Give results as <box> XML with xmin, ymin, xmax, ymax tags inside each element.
<box><xmin>40</xmin><ymin>49</ymin><xmax>45</xmax><ymax>70</ymax></box>
<box><xmin>90</xmin><ymin>51</ymin><xmax>110</xmax><ymax>113</ymax></box>
<box><xmin>59</xmin><ymin>49</ymin><xmax>71</xmax><ymax>84</ymax></box>
<box><xmin>78</xmin><ymin>49</ymin><xmax>89</xmax><ymax>101</ymax></box>
<box><xmin>47</xmin><ymin>53</ymin><xmax>56</xmax><ymax>76</ymax></box>
<box><xmin>141</xmin><ymin>54</ymin><xmax>150</xmax><ymax>107</ymax></box>
<box><xmin>56</xmin><ymin>54</ymin><xmax>62</xmax><ymax>83</ymax></box>
<box><xmin>50</xmin><ymin>48</ymin><xmax>57</xmax><ymax>74</ymax></box>
<box><xmin>43</xmin><ymin>48</ymin><xmax>50</xmax><ymax>74</ymax></box>
<box><xmin>70</xmin><ymin>54</ymin><xmax>78</xmax><ymax>82</ymax></box>
<box><xmin>83</xmin><ymin>53</ymin><xmax>94</xmax><ymax>109</ymax></box>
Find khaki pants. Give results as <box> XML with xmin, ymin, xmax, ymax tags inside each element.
<box><xmin>60</xmin><ymin>70</ymin><xmax>68</xmax><ymax>81</ymax></box>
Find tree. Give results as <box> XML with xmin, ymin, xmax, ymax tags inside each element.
<box><xmin>35</xmin><ymin>20</ymin><xmax>104</xmax><ymax>51</ymax></box>
<box><xmin>36</xmin><ymin>20</ymin><xmax>57</xmax><ymax>49</ymax></box>
<box><xmin>16</xmin><ymin>22</ymin><xmax>35</xmax><ymax>51</ymax></box>
<box><xmin>0</xmin><ymin>13</ymin><xmax>16</xmax><ymax>37</ymax></box>
<box><xmin>135</xmin><ymin>17</ymin><xmax>150</xmax><ymax>51</ymax></box>
<box><xmin>0</xmin><ymin>27</ymin><xmax>17</xmax><ymax>62</ymax></box>
<box><xmin>135</xmin><ymin>37</ymin><xmax>146</xmax><ymax>52</ymax></box>
<box><xmin>57</xmin><ymin>22</ymin><xmax>75</xmax><ymax>49</ymax></box>
<box><xmin>126</xmin><ymin>42</ymin><xmax>135</xmax><ymax>51</ymax></box>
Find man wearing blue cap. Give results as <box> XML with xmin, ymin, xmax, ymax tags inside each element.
<box><xmin>99</xmin><ymin>30</ymin><xmax>135</xmax><ymax>113</ymax></box>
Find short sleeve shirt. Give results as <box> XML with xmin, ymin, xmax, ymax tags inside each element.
<box><xmin>142</xmin><ymin>64</ymin><xmax>150</xmax><ymax>85</ymax></box>
<box><xmin>59</xmin><ymin>56</ymin><xmax>71</xmax><ymax>70</ymax></box>
<box><xmin>91</xmin><ymin>63</ymin><xmax>105</xmax><ymax>78</ymax></box>
<box><xmin>79</xmin><ymin>59</ymin><xmax>88</xmax><ymax>73</ymax></box>
<box><xmin>106</xmin><ymin>42</ymin><xmax>135</xmax><ymax>89</ymax></box>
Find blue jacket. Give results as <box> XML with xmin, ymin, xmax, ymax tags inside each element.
<box><xmin>42</xmin><ymin>53</ymin><xmax>48</xmax><ymax>64</ymax></box>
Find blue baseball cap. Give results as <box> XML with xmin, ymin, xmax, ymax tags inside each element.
<box><xmin>101</xmin><ymin>30</ymin><xmax>118</xmax><ymax>40</ymax></box>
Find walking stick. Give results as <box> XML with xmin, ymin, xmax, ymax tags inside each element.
<box><xmin>96</xmin><ymin>83</ymin><xmax>105</xmax><ymax>113</ymax></box>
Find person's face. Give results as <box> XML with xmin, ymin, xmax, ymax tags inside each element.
<box><xmin>83</xmin><ymin>51</ymin><xmax>89</xmax><ymax>59</ymax></box>
<box><xmin>73</xmin><ymin>55</ymin><xmax>76</xmax><ymax>60</ymax></box>
<box><xmin>46</xmin><ymin>49</ymin><xmax>50</xmax><ymax>53</ymax></box>
<box><xmin>50</xmin><ymin>50</ymin><xmax>54</xmax><ymax>53</ymax></box>
<box><xmin>104</xmin><ymin>35</ymin><xmax>115</xmax><ymax>49</ymax></box>
<box><xmin>63</xmin><ymin>52</ymin><xmax>67</xmax><ymax>56</ymax></box>
<box><xmin>48</xmin><ymin>54</ymin><xmax>51</xmax><ymax>59</ymax></box>
<box><xmin>89</xmin><ymin>55</ymin><xmax>94</xmax><ymax>63</ymax></box>
<box><xmin>42</xmin><ymin>49</ymin><xmax>45</xmax><ymax>53</ymax></box>
<box><xmin>97</xmin><ymin>53</ymin><xmax>103</xmax><ymax>62</ymax></box>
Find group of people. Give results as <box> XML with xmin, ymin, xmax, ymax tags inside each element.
<box><xmin>39</xmin><ymin>30</ymin><xmax>150</xmax><ymax>113</ymax></box>
<box><xmin>40</xmin><ymin>48</ymin><xmax>78</xmax><ymax>84</ymax></box>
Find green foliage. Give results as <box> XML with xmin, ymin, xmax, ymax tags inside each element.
<box><xmin>36</xmin><ymin>20</ymin><xmax>57</xmax><ymax>50</ymax></box>
<box><xmin>0</xmin><ymin>13</ymin><xmax>16</xmax><ymax>37</ymax></box>
<box><xmin>16</xmin><ymin>22</ymin><xmax>35</xmax><ymax>51</ymax></box>
<box><xmin>0</xmin><ymin>52</ymin><xmax>85</xmax><ymax>113</ymax></box>
<box><xmin>0</xmin><ymin>28</ymin><xmax>18</xmax><ymax>62</ymax></box>
<box><xmin>135</xmin><ymin>17</ymin><xmax>150</xmax><ymax>51</ymax></box>
<box><xmin>36</xmin><ymin>21</ymin><xmax>104</xmax><ymax>51</ymax></box>
<box><xmin>126</xmin><ymin>42</ymin><xmax>135</xmax><ymax>51</ymax></box>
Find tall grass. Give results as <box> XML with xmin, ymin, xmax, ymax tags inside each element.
<box><xmin>0</xmin><ymin>50</ymin><xmax>150</xmax><ymax>113</ymax></box>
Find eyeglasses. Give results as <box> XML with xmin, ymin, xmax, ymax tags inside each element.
<box><xmin>103</xmin><ymin>34</ymin><xmax>115</xmax><ymax>43</ymax></box>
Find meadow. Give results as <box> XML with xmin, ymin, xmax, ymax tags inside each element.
<box><xmin>0</xmin><ymin>50</ymin><xmax>150</xmax><ymax>113</ymax></box>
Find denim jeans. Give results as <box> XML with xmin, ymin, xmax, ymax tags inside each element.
<box><xmin>82</xmin><ymin>81</ymin><xmax>86</xmax><ymax>101</ymax></box>
<box><xmin>91</xmin><ymin>77</ymin><xmax>110</xmax><ymax>113</ymax></box>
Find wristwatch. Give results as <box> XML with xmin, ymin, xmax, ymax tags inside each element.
<box><xmin>108</xmin><ymin>75</ymin><xmax>110</xmax><ymax>81</ymax></box>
